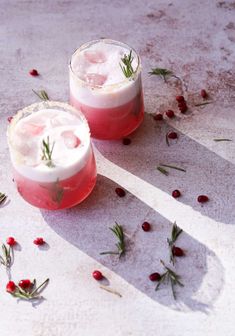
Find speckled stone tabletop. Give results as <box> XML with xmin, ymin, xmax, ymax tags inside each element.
<box><xmin>1</xmin><ymin>1</ymin><xmax>235</xmax><ymax>335</ymax></box>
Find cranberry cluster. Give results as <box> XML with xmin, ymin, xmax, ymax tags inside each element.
<box><xmin>4</xmin><ymin>236</ymin><xmax>46</xmax><ymax>296</ymax></box>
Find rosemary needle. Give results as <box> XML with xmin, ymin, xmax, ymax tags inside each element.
<box><xmin>160</xmin><ymin>164</ymin><xmax>186</xmax><ymax>172</ymax></box>
<box><xmin>157</xmin><ymin>164</ymin><xmax>186</xmax><ymax>176</ymax></box>
<box><xmin>100</xmin><ymin>285</ymin><xmax>122</xmax><ymax>298</ymax></box>
<box><xmin>194</xmin><ymin>101</ymin><xmax>213</xmax><ymax>107</ymax></box>
<box><xmin>157</xmin><ymin>166</ymin><xmax>169</xmax><ymax>176</ymax></box>
<box><xmin>0</xmin><ymin>192</ymin><xmax>7</xmax><ymax>205</ymax></box>
<box><xmin>213</xmin><ymin>139</ymin><xmax>232</xmax><ymax>142</ymax></box>
<box><xmin>32</xmin><ymin>89</ymin><xmax>49</xmax><ymax>101</ymax></box>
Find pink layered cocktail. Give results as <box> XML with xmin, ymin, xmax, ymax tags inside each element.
<box><xmin>7</xmin><ymin>101</ymin><xmax>97</xmax><ymax>210</ymax></box>
<box><xmin>69</xmin><ymin>39</ymin><xmax>144</xmax><ymax>140</ymax></box>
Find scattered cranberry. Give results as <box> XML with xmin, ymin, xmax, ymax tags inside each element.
<box><xmin>92</xmin><ymin>270</ymin><xmax>103</xmax><ymax>281</ymax></box>
<box><xmin>154</xmin><ymin>113</ymin><xmax>163</xmax><ymax>121</ymax></box>
<box><xmin>167</xmin><ymin>131</ymin><xmax>178</xmax><ymax>139</ymax></box>
<box><xmin>33</xmin><ymin>237</ymin><xmax>45</xmax><ymax>245</ymax></box>
<box><xmin>178</xmin><ymin>102</ymin><xmax>188</xmax><ymax>113</ymax></box>
<box><xmin>6</xmin><ymin>237</ymin><xmax>16</xmax><ymax>246</ymax></box>
<box><xmin>172</xmin><ymin>246</ymin><xmax>184</xmax><ymax>257</ymax></box>
<box><xmin>166</xmin><ymin>110</ymin><xmax>175</xmax><ymax>119</ymax></box>
<box><xmin>149</xmin><ymin>272</ymin><xmax>161</xmax><ymax>281</ymax></box>
<box><xmin>197</xmin><ymin>195</ymin><xmax>209</xmax><ymax>203</ymax></box>
<box><xmin>122</xmin><ymin>138</ymin><xmax>131</xmax><ymax>145</ymax></box>
<box><xmin>19</xmin><ymin>279</ymin><xmax>31</xmax><ymax>289</ymax></box>
<box><xmin>142</xmin><ymin>221</ymin><xmax>151</xmax><ymax>232</ymax></box>
<box><xmin>172</xmin><ymin>190</ymin><xmax>181</xmax><ymax>198</ymax></box>
<box><xmin>201</xmin><ymin>89</ymin><xmax>208</xmax><ymax>99</ymax></box>
<box><xmin>115</xmin><ymin>187</ymin><xmax>126</xmax><ymax>197</ymax></box>
<box><xmin>179</xmin><ymin>105</ymin><xmax>188</xmax><ymax>113</ymax></box>
<box><xmin>6</xmin><ymin>281</ymin><xmax>16</xmax><ymax>293</ymax></box>
<box><xmin>176</xmin><ymin>95</ymin><xmax>185</xmax><ymax>102</ymax></box>
<box><xmin>7</xmin><ymin>116</ymin><xmax>13</xmax><ymax>123</ymax></box>
<box><xmin>29</xmin><ymin>69</ymin><xmax>39</xmax><ymax>76</ymax></box>
<box><xmin>178</xmin><ymin>101</ymin><xmax>187</xmax><ymax>108</ymax></box>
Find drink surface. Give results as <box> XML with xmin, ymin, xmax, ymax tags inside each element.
<box><xmin>9</xmin><ymin>108</ymin><xmax>91</xmax><ymax>182</ymax></box>
<box><xmin>71</xmin><ymin>40</ymin><xmax>138</xmax><ymax>87</ymax></box>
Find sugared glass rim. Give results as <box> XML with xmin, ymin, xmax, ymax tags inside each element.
<box><xmin>69</xmin><ymin>38</ymin><xmax>141</xmax><ymax>89</ymax></box>
<box><xmin>7</xmin><ymin>101</ymin><xmax>91</xmax><ymax>149</ymax></box>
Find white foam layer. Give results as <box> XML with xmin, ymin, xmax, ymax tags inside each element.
<box><xmin>69</xmin><ymin>40</ymin><xmax>142</xmax><ymax>108</ymax></box>
<box><xmin>8</xmin><ymin>107</ymin><xmax>91</xmax><ymax>183</ymax></box>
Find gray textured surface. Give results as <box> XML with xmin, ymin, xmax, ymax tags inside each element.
<box><xmin>0</xmin><ymin>0</ymin><xmax>235</xmax><ymax>335</ymax></box>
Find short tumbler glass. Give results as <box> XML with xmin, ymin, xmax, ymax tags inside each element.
<box><xmin>69</xmin><ymin>39</ymin><xmax>144</xmax><ymax>140</ymax></box>
<box><xmin>7</xmin><ymin>101</ymin><xmax>97</xmax><ymax>210</ymax></box>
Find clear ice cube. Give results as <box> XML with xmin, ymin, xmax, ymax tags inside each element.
<box><xmin>85</xmin><ymin>73</ymin><xmax>107</xmax><ymax>86</ymax></box>
<box><xmin>84</xmin><ymin>50</ymin><xmax>106</xmax><ymax>64</ymax></box>
<box><xmin>22</xmin><ymin>123</ymin><xmax>45</xmax><ymax>135</ymax></box>
<box><xmin>61</xmin><ymin>130</ymin><xmax>81</xmax><ymax>149</ymax></box>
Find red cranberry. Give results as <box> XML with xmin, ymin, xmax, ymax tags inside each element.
<box><xmin>178</xmin><ymin>101</ymin><xmax>187</xmax><ymax>108</ymax></box>
<box><xmin>122</xmin><ymin>138</ymin><xmax>131</xmax><ymax>145</ymax></box>
<box><xmin>167</xmin><ymin>131</ymin><xmax>178</xmax><ymax>139</ymax></box>
<box><xmin>166</xmin><ymin>110</ymin><xmax>175</xmax><ymax>118</ymax></box>
<box><xmin>19</xmin><ymin>279</ymin><xmax>31</xmax><ymax>289</ymax></box>
<box><xmin>115</xmin><ymin>187</ymin><xmax>126</xmax><ymax>197</ymax></box>
<box><xmin>197</xmin><ymin>195</ymin><xmax>209</xmax><ymax>203</ymax></box>
<box><xmin>178</xmin><ymin>102</ymin><xmax>188</xmax><ymax>113</ymax></box>
<box><xmin>172</xmin><ymin>190</ymin><xmax>181</xmax><ymax>198</ymax></box>
<box><xmin>7</xmin><ymin>116</ymin><xmax>13</xmax><ymax>123</ymax></box>
<box><xmin>176</xmin><ymin>95</ymin><xmax>185</xmax><ymax>102</ymax></box>
<box><xmin>29</xmin><ymin>69</ymin><xmax>39</xmax><ymax>76</ymax></box>
<box><xmin>149</xmin><ymin>272</ymin><xmax>161</xmax><ymax>281</ymax></box>
<box><xmin>92</xmin><ymin>270</ymin><xmax>103</xmax><ymax>281</ymax></box>
<box><xmin>33</xmin><ymin>237</ymin><xmax>45</xmax><ymax>245</ymax></box>
<box><xmin>201</xmin><ymin>89</ymin><xmax>208</xmax><ymax>99</ymax></box>
<box><xmin>6</xmin><ymin>281</ymin><xmax>16</xmax><ymax>293</ymax></box>
<box><xmin>154</xmin><ymin>113</ymin><xmax>163</xmax><ymax>121</ymax></box>
<box><xmin>6</xmin><ymin>237</ymin><xmax>16</xmax><ymax>246</ymax></box>
<box><xmin>172</xmin><ymin>246</ymin><xmax>184</xmax><ymax>257</ymax></box>
<box><xmin>142</xmin><ymin>221</ymin><xmax>151</xmax><ymax>232</ymax></box>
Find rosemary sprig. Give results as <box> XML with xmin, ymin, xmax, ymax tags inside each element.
<box><xmin>0</xmin><ymin>192</ymin><xmax>7</xmax><ymax>205</ymax></box>
<box><xmin>120</xmin><ymin>50</ymin><xmax>135</xmax><ymax>78</ymax></box>
<box><xmin>167</xmin><ymin>222</ymin><xmax>183</xmax><ymax>265</ymax></box>
<box><xmin>157</xmin><ymin>166</ymin><xmax>169</xmax><ymax>176</ymax></box>
<box><xmin>155</xmin><ymin>260</ymin><xmax>184</xmax><ymax>300</ymax></box>
<box><xmin>213</xmin><ymin>138</ymin><xmax>232</xmax><ymax>142</ymax></box>
<box><xmin>32</xmin><ymin>89</ymin><xmax>49</xmax><ymax>101</ymax></box>
<box><xmin>194</xmin><ymin>101</ymin><xmax>213</xmax><ymax>107</ymax></box>
<box><xmin>100</xmin><ymin>222</ymin><xmax>125</xmax><ymax>257</ymax></box>
<box><xmin>10</xmin><ymin>278</ymin><xmax>49</xmax><ymax>300</ymax></box>
<box><xmin>0</xmin><ymin>244</ymin><xmax>12</xmax><ymax>268</ymax></box>
<box><xmin>160</xmin><ymin>164</ymin><xmax>186</xmax><ymax>172</ymax></box>
<box><xmin>41</xmin><ymin>136</ymin><xmax>55</xmax><ymax>167</ymax></box>
<box><xmin>149</xmin><ymin>68</ymin><xmax>173</xmax><ymax>82</ymax></box>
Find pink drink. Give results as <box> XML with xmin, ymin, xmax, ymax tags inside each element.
<box><xmin>7</xmin><ymin>101</ymin><xmax>97</xmax><ymax>210</ymax></box>
<box><xmin>69</xmin><ymin>39</ymin><xmax>144</xmax><ymax>140</ymax></box>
